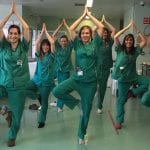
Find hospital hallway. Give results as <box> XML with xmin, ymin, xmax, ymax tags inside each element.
<box><xmin>0</xmin><ymin>88</ymin><xmax>150</xmax><ymax>150</ymax></box>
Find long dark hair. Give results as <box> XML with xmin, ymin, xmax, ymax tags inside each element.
<box><xmin>39</xmin><ymin>39</ymin><xmax>51</xmax><ymax>59</ymax></box>
<box><xmin>79</xmin><ymin>25</ymin><xmax>93</xmax><ymax>41</ymax></box>
<box><xmin>103</xmin><ymin>27</ymin><xmax>111</xmax><ymax>42</ymax></box>
<box><xmin>121</xmin><ymin>34</ymin><xmax>135</xmax><ymax>55</ymax></box>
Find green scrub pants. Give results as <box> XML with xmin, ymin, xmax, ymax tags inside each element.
<box><xmin>141</xmin><ymin>84</ymin><xmax>150</xmax><ymax>107</ymax></box>
<box><xmin>97</xmin><ymin>67</ymin><xmax>110</xmax><ymax>109</ymax></box>
<box><xmin>116</xmin><ymin>76</ymin><xmax>149</xmax><ymax>124</ymax></box>
<box><xmin>57</xmin><ymin>71</ymin><xmax>70</xmax><ymax>109</ymax></box>
<box><xmin>52</xmin><ymin>77</ymin><xmax>97</xmax><ymax>140</ymax></box>
<box><xmin>26</xmin><ymin>80</ymin><xmax>54</xmax><ymax>123</ymax></box>
<box><xmin>0</xmin><ymin>85</ymin><xmax>8</xmax><ymax>99</ymax></box>
<box><xmin>0</xmin><ymin>85</ymin><xmax>26</xmax><ymax>140</ymax></box>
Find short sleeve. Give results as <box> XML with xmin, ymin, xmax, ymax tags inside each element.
<box><xmin>93</xmin><ymin>32</ymin><xmax>103</xmax><ymax>46</ymax></box>
<box><xmin>55</xmin><ymin>40</ymin><xmax>60</xmax><ymax>49</ymax></box>
<box><xmin>72</xmin><ymin>37</ymin><xmax>80</xmax><ymax>51</ymax></box>
<box><xmin>135</xmin><ymin>46</ymin><xmax>142</xmax><ymax>55</ymax></box>
<box><xmin>21</xmin><ymin>37</ymin><xmax>30</xmax><ymax>52</ymax></box>
<box><xmin>115</xmin><ymin>44</ymin><xmax>122</xmax><ymax>53</ymax></box>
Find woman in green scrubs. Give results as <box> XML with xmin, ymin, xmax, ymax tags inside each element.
<box><xmin>50</xmin><ymin>19</ymin><xmax>73</xmax><ymax>112</ymax></box>
<box><xmin>0</xmin><ymin>1</ymin><xmax>30</xmax><ymax>147</ymax></box>
<box><xmin>95</xmin><ymin>15</ymin><xmax>116</xmax><ymax>114</ymax></box>
<box><xmin>26</xmin><ymin>23</ymin><xmax>55</xmax><ymax>128</ymax></box>
<box><xmin>52</xmin><ymin>7</ymin><xmax>104</xmax><ymax>144</ymax></box>
<box><xmin>112</xmin><ymin>20</ymin><xmax>149</xmax><ymax>129</ymax></box>
<box><xmin>141</xmin><ymin>84</ymin><xmax>150</xmax><ymax>107</ymax></box>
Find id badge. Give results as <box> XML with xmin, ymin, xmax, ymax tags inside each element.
<box><xmin>77</xmin><ymin>70</ymin><xmax>83</xmax><ymax>76</ymax></box>
<box><xmin>120</xmin><ymin>66</ymin><xmax>124</xmax><ymax>70</ymax></box>
<box><xmin>17</xmin><ymin>60</ymin><xmax>23</xmax><ymax>67</ymax></box>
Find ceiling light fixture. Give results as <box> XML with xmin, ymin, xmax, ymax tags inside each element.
<box><xmin>86</xmin><ymin>0</ymin><xmax>93</xmax><ymax>7</ymax></box>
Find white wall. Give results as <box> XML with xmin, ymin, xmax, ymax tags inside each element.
<box><xmin>29</xmin><ymin>62</ymin><xmax>36</xmax><ymax>79</ymax></box>
<box><xmin>134</xmin><ymin>5</ymin><xmax>150</xmax><ymax>34</ymax></box>
<box><xmin>0</xmin><ymin>4</ymin><xmax>22</xmax><ymax>20</ymax></box>
<box><xmin>0</xmin><ymin>4</ymin><xmax>22</xmax><ymax>37</ymax></box>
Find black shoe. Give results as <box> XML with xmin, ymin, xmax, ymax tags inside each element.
<box><xmin>29</xmin><ymin>104</ymin><xmax>39</xmax><ymax>110</ymax></box>
<box><xmin>7</xmin><ymin>139</ymin><xmax>15</xmax><ymax>147</ymax></box>
<box><xmin>38</xmin><ymin>122</ymin><xmax>45</xmax><ymax>128</ymax></box>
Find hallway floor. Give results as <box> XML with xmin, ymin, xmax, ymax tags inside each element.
<box><xmin>0</xmin><ymin>88</ymin><xmax>150</xmax><ymax>150</ymax></box>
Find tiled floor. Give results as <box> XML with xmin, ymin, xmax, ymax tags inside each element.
<box><xmin>0</xmin><ymin>88</ymin><xmax>150</xmax><ymax>150</ymax></box>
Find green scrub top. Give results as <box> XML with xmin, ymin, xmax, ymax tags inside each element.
<box><xmin>32</xmin><ymin>51</ymin><xmax>55</xmax><ymax>86</ymax></box>
<box><xmin>0</xmin><ymin>37</ymin><xmax>30</xmax><ymax>87</ymax></box>
<box><xmin>72</xmin><ymin>34</ymin><xmax>101</xmax><ymax>82</ymax></box>
<box><xmin>97</xmin><ymin>36</ymin><xmax>114</xmax><ymax>69</ymax></box>
<box><xmin>112</xmin><ymin>44</ymin><xmax>142</xmax><ymax>82</ymax></box>
<box><xmin>54</xmin><ymin>40</ymin><xmax>73</xmax><ymax>73</ymax></box>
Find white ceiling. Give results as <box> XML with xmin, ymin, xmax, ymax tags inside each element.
<box><xmin>0</xmin><ymin>0</ymin><xmax>150</xmax><ymax>19</ymax></box>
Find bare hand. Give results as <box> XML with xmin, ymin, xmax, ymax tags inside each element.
<box><xmin>62</xmin><ymin>18</ymin><xmax>66</xmax><ymax>24</ymax></box>
<box><xmin>83</xmin><ymin>6</ymin><xmax>87</xmax><ymax>16</ymax></box>
<box><xmin>85</xmin><ymin>7</ymin><xmax>90</xmax><ymax>16</ymax></box>
<box><xmin>10</xmin><ymin>0</ymin><xmax>14</xmax><ymax>14</ymax></box>
<box><xmin>102</xmin><ymin>15</ymin><xmax>106</xmax><ymax>22</ymax></box>
<box><xmin>12</xmin><ymin>0</ymin><xmax>17</xmax><ymax>14</ymax></box>
<box><xmin>41</xmin><ymin>23</ymin><xmax>45</xmax><ymax>32</ymax></box>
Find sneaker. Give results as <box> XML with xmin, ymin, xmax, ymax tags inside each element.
<box><xmin>7</xmin><ymin>139</ymin><xmax>15</xmax><ymax>147</ymax></box>
<box><xmin>97</xmin><ymin>109</ymin><xmax>102</xmax><ymax>114</ymax></box>
<box><xmin>114</xmin><ymin>123</ymin><xmax>122</xmax><ymax>129</ymax></box>
<box><xmin>78</xmin><ymin>138</ymin><xmax>85</xmax><ymax>145</ymax></box>
<box><xmin>0</xmin><ymin>105</ymin><xmax>8</xmax><ymax>115</ymax></box>
<box><xmin>29</xmin><ymin>104</ymin><xmax>39</xmax><ymax>110</ymax></box>
<box><xmin>38</xmin><ymin>106</ymin><xmax>41</xmax><ymax>110</ymax></box>
<box><xmin>38</xmin><ymin>122</ymin><xmax>45</xmax><ymax>128</ymax></box>
<box><xmin>57</xmin><ymin>108</ymin><xmax>63</xmax><ymax>112</ymax></box>
<box><xmin>49</xmin><ymin>101</ymin><xmax>57</xmax><ymax>107</ymax></box>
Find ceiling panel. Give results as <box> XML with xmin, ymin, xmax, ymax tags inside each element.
<box><xmin>0</xmin><ymin>0</ymin><xmax>149</xmax><ymax>19</ymax></box>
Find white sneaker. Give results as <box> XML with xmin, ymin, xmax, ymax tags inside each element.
<box><xmin>49</xmin><ymin>101</ymin><xmax>57</xmax><ymax>107</ymax></box>
<box><xmin>97</xmin><ymin>109</ymin><xmax>102</xmax><ymax>114</ymax></box>
<box><xmin>57</xmin><ymin>108</ymin><xmax>63</xmax><ymax>112</ymax></box>
<box><xmin>38</xmin><ymin>106</ymin><xmax>41</xmax><ymax>110</ymax></box>
<box><xmin>78</xmin><ymin>138</ymin><xmax>85</xmax><ymax>145</ymax></box>
<box><xmin>0</xmin><ymin>105</ymin><xmax>8</xmax><ymax>115</ymax></box>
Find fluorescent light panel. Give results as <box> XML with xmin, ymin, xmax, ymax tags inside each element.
<box><xmin>86</xmin><ymin>0</ymin><xmax>93</xmax><ymax>7</ymax></box>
